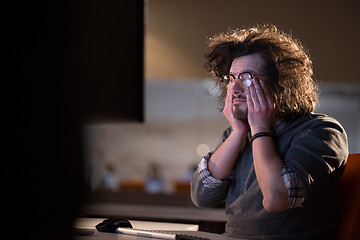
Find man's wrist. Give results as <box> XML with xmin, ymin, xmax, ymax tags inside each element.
<box><xmin>251</xmin><ymin>127</ymin><xmax>272</xmax><ymax>135</ymax></box>
<box><xmin>251</xmin><ymin>132</ymin><xmax>274</xmax><ymax>143</ymax></box>
<box><xmin>230</xmin><ymin>129</ymin><xmax>249</xmax><ymax>144</ymax></box>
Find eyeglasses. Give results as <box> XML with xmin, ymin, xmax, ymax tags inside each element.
<box><xmin>222</xmin><ymin>72</ymin><xmax>263</xmax><ymax>89</ymax></box>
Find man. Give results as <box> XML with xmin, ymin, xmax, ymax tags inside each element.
<box><xmin>191</xmin><ymin>24</ymin><xmax>348</xmax><ymax>239</ymax></box>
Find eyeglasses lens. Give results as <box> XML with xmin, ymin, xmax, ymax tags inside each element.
<box><xmin>240</xmin><ymin>73</ymin><xmax>252</xmax><ymax>87</ymax></box>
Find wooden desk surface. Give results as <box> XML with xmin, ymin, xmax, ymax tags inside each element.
<box><xmin>73</xmin><ymin>218</ymin><xmax>243</xmax><ymax>240</ymax></box>
<box><xmin>74</xmin><ymin>217</ymin><xmax>199</xmax><ymax>231</ymax></box>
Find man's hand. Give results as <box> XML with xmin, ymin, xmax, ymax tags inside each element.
<box><xmin>245</xmin><ymin>78</ymin><xmax>276</xmax><ymax>134</ymax></box>
<box><xmin>223</xmin><ymin>87</ymin><xmax>249</xmax><ymax>133</ymax></box>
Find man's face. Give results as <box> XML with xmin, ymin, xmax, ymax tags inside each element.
<box><xmin>228</xmin><ymin>53</ymin><xmax>267</xmax><ymax>120</ymax></box>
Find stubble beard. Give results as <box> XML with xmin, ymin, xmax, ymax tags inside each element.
<box><xmin>232</xmin><ymin>103</ymin><xmax>248</xmax><ymax>120</ymax></box>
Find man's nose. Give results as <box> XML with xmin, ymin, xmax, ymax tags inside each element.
<box><xmin>232</xmin><ymin>80</ymin><xmax>245</xmax><ymax>94</ymax></box>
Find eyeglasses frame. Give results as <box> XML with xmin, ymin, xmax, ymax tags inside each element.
<box><xmin>222</xmin><ymin>72</ymin><xmax>264</xmax><ymax>88</ymax></box>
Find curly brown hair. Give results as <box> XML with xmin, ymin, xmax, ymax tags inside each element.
<box><xmin>205</xmin><ymin>24</ymin><xmax>318</xmax><ymax>122</ymax></box>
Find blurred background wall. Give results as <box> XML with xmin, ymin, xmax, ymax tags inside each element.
<box><xmin>145</xmin><ymin>0</ymin><xmax>360</xmax><ymax>83</ymax></box>
<box><xmin>84</xmin><ymin>0</ymin><xmax>360</xmax><ymax>194</ymax></box>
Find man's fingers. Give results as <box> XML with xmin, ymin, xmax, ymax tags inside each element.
<box><xmin>252</xmin><ymin>78</ymin><xmax>267</xmax><ymax>106</ymax></box>
<box><xmin>260</xmin><ymin>80</ymin><xmax>275</xmax><ymax>106</ymax></box>
<box><xmin>245</xmin><ymin>87</ymin><xmax>253</xmax><ymax>110</ymax></box>
<box><xmin>225</xmin><ymin>89</ymin><xmax>232</xmax><ymax>110</ymax></box>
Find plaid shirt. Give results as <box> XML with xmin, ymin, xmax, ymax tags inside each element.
<box><xmin>198</xmin><ymin>151</ymin><xmax>305</xmax><ymax>209</ymax></box>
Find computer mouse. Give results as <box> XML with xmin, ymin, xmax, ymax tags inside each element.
<box><xmin>95</xmin><ymin>217</ymin><xmax>133</xmax><ymax>233</ymax></box>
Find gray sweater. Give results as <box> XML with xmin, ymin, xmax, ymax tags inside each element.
<box><xmin>191</xmin><ymin>113</ymin><xmax>348</xmax><ymax>239</ymax></box>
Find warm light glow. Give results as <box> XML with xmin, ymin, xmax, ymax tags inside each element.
<box><xmin>196</xmin><ymin>143</ymin><xmax>210</xmax><ymax>157</ymax></box>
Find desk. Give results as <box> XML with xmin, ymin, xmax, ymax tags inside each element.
<box><xmin>81</xmin><ymin>203</ymin><xmax>227</xmax><ymax>233</ymax></box>
<box><xmin>74</xmin><ymin>218</ymin><xmax>243</xmax><ymax>240</ymax></box>
<box><xmin>74</xmin><ymin>218</ymin><xmax>199</xmax><ymax>231</ymax></box>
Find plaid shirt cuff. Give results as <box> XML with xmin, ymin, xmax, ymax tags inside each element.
<box><xmin>282</xmin><ymin>166</ymin><xmax>305</xmax><ymax>209</ymax></box>
<box><xmin>198</xmin><ymin>152</ymin><xmax>231</xmax><ymax>188</ymax></box>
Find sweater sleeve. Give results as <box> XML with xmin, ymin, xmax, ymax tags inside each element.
<box><xmin>191</xmin><ymin>163</ymin><xmax>231</xmax><ymax>208</ymax></box>
<box><xmin>190</xmin><ymin>129</ymin><xmax>233</xmax><ymax>208</ymax></box>
<box><xmin>283</xmin><ymin>116</ymin><xmax>348</xmax><ymax>203</ymax></box>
